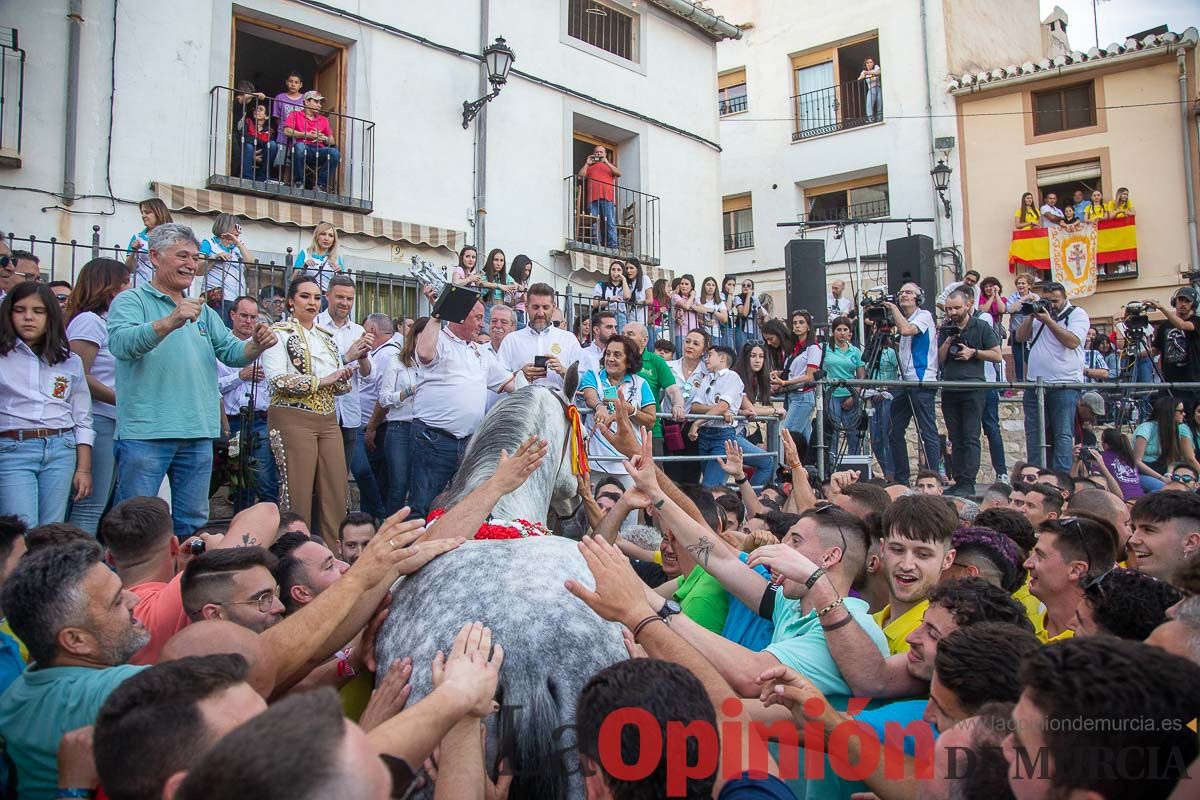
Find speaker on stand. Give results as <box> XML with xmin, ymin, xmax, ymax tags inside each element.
<box><xmin>885</xmin><ymin>234</ymin><xmax>936</xmax><ymax>313</ymax></box>
<box><xmin>784</xmin><ymin>239</ymin><xmax>829</xmax><ymax>327</ymax></box>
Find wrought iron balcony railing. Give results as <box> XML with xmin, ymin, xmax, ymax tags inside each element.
<box><xmin>565</xmin><ymin>174</ymin><xmax>661</xmax><ymax>266</ymax></box>
<box><xmin>723</xmin><ymin>230</ymin><xmax>754</xmax><ymax>251</ymax></box>
<box><xmin>792</xmin><ymin>75</ymin><xmax>882</xmax><ymax>141</ymax></box>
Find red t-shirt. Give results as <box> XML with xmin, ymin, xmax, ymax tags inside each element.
<box><xmin>284</xmin><ymin>110</ymin><xmax>334</xmax><ymax>142</ymax></box>
<box><xmin>584</xmin><ymin>160</ymin><xmax>617</xmax><ymax>204</ymax></box>
<box><xmin>129</xmin><ymin>572</ymin><xmax>189</xmax><ymax>665</ymax></box>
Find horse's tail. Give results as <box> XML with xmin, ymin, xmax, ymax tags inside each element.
<box><xmin>495</xmin><ymin>670</ymin><xmax>571</xmax><ymax>799</ymax></box>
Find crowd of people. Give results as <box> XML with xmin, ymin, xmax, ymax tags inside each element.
<box><xmin>2</xmin><ymin>211</ymin><xmax>1200</xmax><ymax>800</ymax></box>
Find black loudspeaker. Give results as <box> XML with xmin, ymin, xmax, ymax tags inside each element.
<box><xmin>886</xmin><ymin>234</ymin><xmax>936</xmax><ymax>312</ymax></box>
<box><xmin>784</xmin><ymin>239</ymin><xmax>828</xmax><ymax>326</ymax></box>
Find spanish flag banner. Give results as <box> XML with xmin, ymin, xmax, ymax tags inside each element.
<box><xmin>1008</xmin><ymin>217</ymin><xmax>1138</xmax><ymax>292</ymax></box>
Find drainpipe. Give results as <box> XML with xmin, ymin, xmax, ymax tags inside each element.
<box><xmin>63</xmin><ymin>0</ymin><xmax>84</xmax><ymax>205</ymax></box>
<box><xmin>473</xmin><ymin>0</ymin><xmax>490</xmax><ymax>251</ymax></box>
<box><xmin>1181</xmin><ymin>47</ymin><xmax>1200</xmax><ymax>273</ymax></box>
<box><xmin>919</xmin><ymin>0</ymin><xmax>946</xmax><ymax>291</ymax></box>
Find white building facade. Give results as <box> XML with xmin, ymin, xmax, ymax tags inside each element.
<box><xmin>0</xmin><ymin>0</ymin><xmax>737</xmax><ymax>316</ymax></box>
<box><xmin>708</xmin><ymin>0</ymin><xmax>1047</xmax><ymax>314</ymax></box>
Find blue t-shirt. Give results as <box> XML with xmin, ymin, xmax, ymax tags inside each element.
<box><xmin>898</xmin><ymin>308</ymin><xmax>938</xmax><ymax>382</ymax></box>
<box><xmin>720</xmin><ymin>553</ymin><xmax>774</xmax><ymax>651</ymax></box>
<box><xmin>806</xmin><ymin>699</ymin><xmax>934</xmax><ymax>800</ymax></box>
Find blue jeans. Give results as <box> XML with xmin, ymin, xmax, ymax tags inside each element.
<box><xmin>292</xmin><ymin>143</ymin><xmax>341</xmax><ymax>190</ymax></box>
<box><xmin>240</xmin><ymin>139</ymin><xmax>279</xmax><ymax>181</ymax></box>
<box><xmin>1023</xmin><ymin>387</ymin><xmax>1080</xmax><ymax>472</ymax></box>
<box><xmin>0</xmin><ymin>432</ymin><xmax>78</xmax><ymax>526</ymax></box>
<box><xmin>588</xmin><ymin>199</ymin><xmax>617</xmax><ymax>246</ymax></box>
<box><xmin>869</xmin><ymin>397</ymin><xmax>894</xmax><ymax>478</ymax></box>
<box><xmin>68</xmin><ymin>415</ymin><xmax>117</xmax><ymax>535</ymax></box>
<box><xmin>384</xmin><ymin>420</ymin><xmax>413</xmax><ymax>514</ymax></box>
<box><xmin>783</xmin><ymin>392</ymin><xmax>816</xmax><ymax>444</ymax></box>
<box><xmin>698</xmin><ymin>427</ymin><xmax>773</xmax><ymax>488</ymax></box>
<box><xmin>829</xmin><ymin>396</ymin><xmax>861</xmax><ymax>457</ymax></box>
<box><xmin>982</xmin><ymin>389</ymin><xmax>1007</xmax><ymax>475</ymax></box>
<box><xmin>352</xmin><ymin>426</ymin><xmax>387</xmax><ymax>520</ymax></box>
<box><xmin>227</xmin><ymin>416</ymin><xmax>279</xmax><ymax>512</ymax></box>
<box><xmin>889</xmin><ymin>387</ymin><xmax>940</xmax><ymax>484</ymax></box>
<box><xmin>407</xmin><ymin>421</ymin><xmax>471</xmax><ymax>518</ymax></box>
<box><xmin>866</xmin><ymin>85</ymin><xmax>881</xmax><ymax>119</ymax></box>
<box><xmin>1140</xmin><ymin>474</ymin><xmax>1166</xmax><ymax>493</ymax></box>
<box><xmin>114</xmin><ymin>438</ymin><xmax>213</xmax><ymax>538</ymax></box>
<box><xmin>1011</xmin><ymin>338</ymin><xmax>1027</xmax><ymax>381</ymax></box>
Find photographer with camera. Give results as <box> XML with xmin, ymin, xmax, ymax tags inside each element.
<box><xmin>882</xmin><ymin>283</ymin><xmax>941</xmax><ymax>485</ymax></box>
<box><xmin>938</xmin><ymin>288</ymin><xmax>1002</xmax><ymax>497</ymax></box>
<box><xmin>1147</xmin><ymin>287</ymin><xmax>1200</xmax><ymax>403</ymax></box>
<box><xmin>1016</xmin><ymin>281</ymin><xmax>1090</xmax><ymax>472</ymax></box>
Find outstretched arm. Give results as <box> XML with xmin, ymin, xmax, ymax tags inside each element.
<box><xmin>424</xmin><ymin>436</ymin><xmax>548</xmax><ymax>541</ymax></box>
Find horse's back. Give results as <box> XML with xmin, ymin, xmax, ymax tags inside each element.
<box><xmin>377</xmin><ymin>536</ymin><xmax>627</xmax><ymax>799</ymax></box>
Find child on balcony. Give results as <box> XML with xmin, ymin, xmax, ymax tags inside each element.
<box><xmin>239</xmin><ymin>104</ymin><xmax>278</xmax><ymax>182</ymax></box>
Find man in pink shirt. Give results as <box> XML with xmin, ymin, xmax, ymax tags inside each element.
<box><xmin>100</xmin><ymin>497</ymin><xmax>282</xmax><ymax>664</ymax></box>
<box><xmin>577</xmin><ymin>145</ymin><xmax>622</xmax><ymax>247</ymax></box>
<box><xmin>283</xmin><ymin>90</ymin><xmax>341</xmax><ymax>192</ymax></box>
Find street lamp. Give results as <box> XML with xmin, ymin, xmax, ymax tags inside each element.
<box><xmin>462</xmin><ymin>36</ymin><xmax>516</xmax><ymax>129</ymax></box>
<box><xmin>930</xmin><ymin>159</ymin><xmax>952</xmax><ymax>219</ymax></box>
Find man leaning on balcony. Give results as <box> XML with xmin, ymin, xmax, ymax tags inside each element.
<box><xmin>578</xmin><ymin>145</ymin><xmax>622</xmax><ymax>248</ymax></box>
<box><xmin>283</xmin><ymin>90</ymin><xmax>341</xmax><ymax>193</ymax></box>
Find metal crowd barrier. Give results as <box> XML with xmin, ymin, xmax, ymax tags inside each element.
<box><xmin>586</xmin><ymin>411</ymin><xmax>782</xmax><ymax>470</ymax></box>
<box><xmin>809</xmin><ymin>376</ymin><xmax>1200</xmax><ymax>480</ymax></box>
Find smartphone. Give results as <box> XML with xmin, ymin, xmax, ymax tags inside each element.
<box><xmin>534</xmin><ymin>355</ymin><xmax>549</xmax><ymax>368</ymax></box>
<box><xmin>603</xmin><ymin>385</ymin><xmax>618</xmax><ymax>412</ymax></box>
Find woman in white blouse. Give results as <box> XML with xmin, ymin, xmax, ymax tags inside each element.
<box><xmin>262</xmin><ymin>276</ymin><xmax>354</xmax><ymax>548</ymax></box>
<box><xmin>664</xmin><ymin>328</ymin><xmax>711</xmax><ymax>486</ymax></box>
<box><xmin>378</xmin><ymin>316</ymin><xmax>427</xmax><ymax>514</ymax></box>
<box><xmin>0</xmin><ymin>283</ymin><xmax>94</xmax><ymax>526</ymax></box>
<box><xmin>772</xmin><ymin>310</ymin><xmax>822</xmax><ymax>444</ymax></box>
<box><xmin>64</xmin><ymin>258</ymin><xmax>130</xmax><ymax>534</ymax></box>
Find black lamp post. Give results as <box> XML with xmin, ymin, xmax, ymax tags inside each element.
<box><xmin>931</xmin><ymin>159</ymin><xmax>952</xmax><ymax>219</ymax></box>
<box><xmin>462</xmin><ymin>37</ymin><xmax>516</xmax><ymax>129</ymax></box>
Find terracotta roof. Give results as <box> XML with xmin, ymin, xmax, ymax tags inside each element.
<box><xmin>947</xmin><ymin>27</ymin><xmax>1198</xmax><ymax>93</ymax></box>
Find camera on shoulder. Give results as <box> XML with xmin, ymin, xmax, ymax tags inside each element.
<box><xmin>1123</xmin><ymin>301</ymin><xmax>1150</xmax><ymax>329</ymax></box>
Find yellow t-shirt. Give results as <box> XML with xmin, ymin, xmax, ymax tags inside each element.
<box><xmin>1106</xmin><ymin>200</ymin><xmax>1135</xmax><ymax>218</ymax></box>
<box><xmin>1012</xmin><ymin>578</ymin><xmax>1044</xmax><ymax>633</ymax></box>
<box><xmin>871</xmin><ymin>599</ymin><xmax>929</xmax><ymax>654</ymax></box>
<box><xmin>0</xmin><ymin>618</ymin><xmax>28</xmax><ymax>663</ymax></box>
<box><xmin>1035</xmin><ymin>612</ymin><xmax>1076</xmax><ymax>644</ymax></box>
<box><xmin>1014</xmin><ymin>207</ymin><xmax>1039</xmax><ymax>224</ymax></box>
<box><xmin>1083</xmin><ymin>203</ymin><xmax>1106</xmax><ymax>221</ymax></box>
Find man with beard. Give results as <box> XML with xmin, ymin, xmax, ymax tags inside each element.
<box><xmin>0</xmin><ymin>542</ymin><xmax>151</xmax><ymax>798</ymax></box>
<box><xmin>577</xmin><ymin>310</ymin><xmax>618</xmax><ymax>378</ymax></box>
<box><xmin>180</xmin><ymin>548</ymin><xmax>288</xmax><ymax>633</ymax></box>
<box><xmin>497</xmin><ymin>282</ymin><xmax>582</xmax><ymax>391</ymax></box>
<box><xmin>1024</xmin><ymin>515</ymin><xmax>1118</xmax><ymax>642</ymax></box>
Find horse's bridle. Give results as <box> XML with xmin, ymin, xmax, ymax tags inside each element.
<box><xmin>547</xmin><ymin>388</ymin><xmax>586</xmax><ymax>521</ymax></box>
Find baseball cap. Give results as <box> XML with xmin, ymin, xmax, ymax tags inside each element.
<box><xmin>302</xmin><ymin>90</ymin><xmax>325</xmax><ymax>102</ymax></box>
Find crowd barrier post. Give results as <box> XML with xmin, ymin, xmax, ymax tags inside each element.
<box><xmin>1036</xmin><ymin>378</ymin><xmax>1048</xmax><ymax>469</ymax></box>
<box><xmin>814</xmin><ymin>381</ymin><xmax>828</xmax><ymax>480</ymax></box>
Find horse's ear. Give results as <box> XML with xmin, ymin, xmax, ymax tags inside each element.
<box><xmin>563</xmin><ymin>362</ymin><xmax>580</xmax><ymax>400</ymax></box>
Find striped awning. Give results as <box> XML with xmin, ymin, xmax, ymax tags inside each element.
<box><xmin>151</xmin><ymin>182</ymin><xmax>465</xmax><ymax>253</ymax></box>
<box><xmin>567</xmin><ymin>250</ymin><xmax>671</xmax><ymax>282</ymax></box>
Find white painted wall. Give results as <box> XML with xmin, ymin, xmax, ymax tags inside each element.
<box><xmin>0</xmin><ymin>0</ymin><xmax>722</xmax><ymax>289</ymax></box>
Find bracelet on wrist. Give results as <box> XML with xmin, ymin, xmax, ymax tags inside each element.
<box><xmin>632</xmin><ymin>615</ymin><xmax>664</xmax><ymax>641</ymax></box>
<box><xmin>804</xmin><ymin>567</ymin><xmax>827</xmax><ymax>590</ymax></box>
<box><xmin>821</xmin><ymin>614</ymin><xmax>855</xmax><ymax>632</ymax></box>
<box><xmin>817</xmin><ymin>597</ymin><xmax>845</xmax><ymax>617</ymax></box>
<box><xmin>734</xmin><ymin>474</ymin><xmax>749</xmax><ymax>485</ymax></box>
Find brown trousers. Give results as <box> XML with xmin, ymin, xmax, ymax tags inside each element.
<box><xmin>269</xmin><ymin>405</ymin><xmax>347</xmax><ymax>549</ymax></box>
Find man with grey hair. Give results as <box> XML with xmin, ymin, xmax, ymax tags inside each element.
<box><xmin>356</xmin><ymin>312</ymin><xmax>402</xmax><ymax>519</ymax></box>
<box><xmin>624</xmin><ymin>320</ymin><xmax>685</xmax><ymax>454</ymax></box>
<box><xmin>487</xmin><ymin>304</ymin><xmax>515</xmax><ymax>355</ymax></box>
<box><xmin>109</xmin><ymin>224</ymin><xmax>277</xmax><ymax>538</ymax></box>
<box><xmin>0</xmin><ymin>542</ymin><xmax>150</xmax><ymax>797</ymax></box>
<box><xmin>937</xmin><ymin>287</ymin><xmax>1001</xmax><ymax>497</ymax></box>
<box><xmin>1147</xmin><ymin>595</ymin><xmax>1200</xmax><ymax>664</ymax></box>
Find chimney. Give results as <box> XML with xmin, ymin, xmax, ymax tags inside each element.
<box><xmin>1041</xmin><ymin>6</ymin><xmax>1071</xmax><ymax>58</ymax></box>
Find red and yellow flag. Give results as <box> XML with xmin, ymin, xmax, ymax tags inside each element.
<box><xmin>1009</xmin><ymin>217</ymin><xmax>1137</xmax><ymax>278</ymax></box>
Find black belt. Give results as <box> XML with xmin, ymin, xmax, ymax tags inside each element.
<box><xmin>416</xmin><ymin>420</ymin><xmax>469</xmax><ymax>441</ymax></box>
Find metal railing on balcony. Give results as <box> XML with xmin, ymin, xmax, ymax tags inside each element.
<box><xmin>565</xmin><ymin>175</ymin><xmax>661</xmax><ymax>266</ymax></box>
<box><xmin>206</xmin><ymin>86</ymin><xmax>375</xmax><ymax>213</ymax></box>
<box><xmin>792</xmin><ymin>75</ymin><xmax>882</xmax><ymax>141</ymax></box>
<box><xmin>3</xmin><ymin>227</ymin><xmax>421</xmax><ymax>325</ymax></box>
<box><xmin>719</xmin><ymin>94</ymin><xmax>748</xmax><ymax>116</ymax></box>
<box><xmin>723</xmin><ymin>230</ymin><xmax>754</xmax><ymax>251</ymax></box>
<box><xmin>0</xmin><ymin>28</ymin><xmax>24</xmax><ymax>165</ymax></box>
<box><xmin>802</xmin><ymin>198</ymin><xmax>890</xmax><ymax>226</ymax></box>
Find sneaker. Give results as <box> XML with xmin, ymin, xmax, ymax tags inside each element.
<box><xmin>997</xmin><ymin>473</ymin><xmax>1010</xmax><ymax>484</ymax></box>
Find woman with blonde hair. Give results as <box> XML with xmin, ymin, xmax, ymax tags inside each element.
<box><xmin>125</xmin><ymin>198</ymin><xmax>173</xmax><ymax>286</ymax></box>
<box><xmin>64</xmin><ymin>258</ymin><xmax>130</xmax><ymax>534</ymax></box>
<box><xmin>262</xmin><ymin>275</ymin><xmax>355</xmax><ymax>547</ymax></box>
<box><xmin>292</xmin><ymin>221</ymin><xmax>347</xmax><ymax>293</ymax></box>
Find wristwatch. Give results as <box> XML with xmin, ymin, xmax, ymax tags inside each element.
<box><xmin>657</xmin><ymin>599</ymin><xmax>682</xmax><ymax>622</ymax></box>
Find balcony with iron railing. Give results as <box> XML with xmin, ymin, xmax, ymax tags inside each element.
<box><xmin>792</xmin><ymin>75</ymin><xmax>882</xmax><ymax>141</ymax></box>
<box><xmin>719</xmin><ymin>94</ymin><xmax>748</xmax><ymax>116</ymax></box>
<box><xmin>723</xmin><ymin>230</ymin><xmax>753</xmax><ymax>251</ymax></box>
<box><xmin>0</xmin><ymin>28</ymin><xmax>25</xmax><ymax>167</ymax></box>
<box><xmin>802</xmin><ymin>198</ymin><xmax>890</xmax><ymax>226</ymax></box>
<box><xmin>565</xmin><ymin>175</ymin><xmax>661</xmax><ymax>266</ymax></box>
<box><xmin>207</xmin><ymin>86</ymin><xmax>375</xmax><ymax>213</ymax></box>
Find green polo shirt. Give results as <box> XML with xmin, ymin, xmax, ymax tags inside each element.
<box><xmin>0</xmin><ymin>664</ymin><xmax>146</xmax><ymax>799</ymax></box>
<box><xmin>674</xmin><ymin>566</ymin><xmax>730</xmax><ymax>633</ymax></box>
<box><xmin>108</xmin><ymin>283</ymin><xmax>251</xmax><ymax>440</ymax></box>
<box><xmin>637</xmin><ymin>349</ymin><xmax>676</xmax><ymax>438</ymax></box>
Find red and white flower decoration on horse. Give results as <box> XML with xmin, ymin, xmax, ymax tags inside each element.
<box><xmin>426</xmin><ymin>508</ymin><xmax>551</xmax><ymax>540</ymax></box>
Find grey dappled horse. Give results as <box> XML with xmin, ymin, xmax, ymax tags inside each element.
<box><xmin>376</xmin><ymin>383</ymin><xmax>628</xmax><ymax>799</ymax></box>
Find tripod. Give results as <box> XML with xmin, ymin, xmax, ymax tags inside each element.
<box><xmin>1113</xmin><ymin>329</ymin><xmax>1160</xmax><ymax>427</ymax></box>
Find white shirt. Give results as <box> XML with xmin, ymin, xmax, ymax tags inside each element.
<box><xmin>414</xmin><ymin>326</ymin><xmax>514</xmax><ymax>439</ymax></box>
<box><xmin>0</xmin><ymin>341</ymin><xmax>95</xmax><ymax>446</ymax></box>
<box><xmin>497</xmin><ymin>324</ymin><xmax>582</xmax><ymax>391</ymax></box>
<box><xmin>216</xmin><ymin>334</ymin><xmax>270</xmax><ymax>416</ymax></box>
<box><xmin>898</xmin><ymin>307</ymin><xmax>938</xmax><ymax>382</ymax></box>
<box><xmin>578</xmin><ymin>342</ymin><xmax>604</xmax><ymax>380</ymax></box>
<box><xmin>592</xmin><ymin>282</ymin><xmax>626</xmax><ymax>316</ymax></box>
<box><xmin>690</xmin><ymin>368</ymin><xmax>745</xmax><ymax>428</ymax></box>
<box><xmin>1040</xmin><ymin>204</ymin><xmax>1064</xmax><ymax>227</ymax></box>
<box><xmin>360</xmin><ymin>334</ymin><xmax>404</xmax><ymax>422</ymax></box>
<box><xmin>667</xmin><ymin>358</ymin><xmax>711</xmax><ymax>407</ymax></box>
<box><xmin>65</xmin><ymin>311</ymin><xmax>117</xmax><ymax>420</ymax></box>
<box><xmin>828</xmin><ymin>294</ymin><xmax>853</xmax><ymax>318</ymax></box>
<box><xmin>787</xmin><ymin>343</ymin><xmax>823</xmax><ymax>389</ymax></box>
<box><xmin>1026</xmin><ymin>303</ymin><xmax>1090</xmax><ymax>383</ymax></box>
<box><xmin>936</xmin><ymin>281</ymin><xmax>965</xmax><ymax>307</ymax></box>
<box><xmin>315</xmin><ymin>310</ymin><xmax>367</xmax><ymax>428</ymax></box>
<box><xmin>378</xmin><ymin>359</ymin><xmax>420</xmax><ymax>423</ymax></box>
<box><xmin>697</xmin><ymin>299</ymin><xmax>727</xmax><ymax>339</ymax></box>
<box><xmin>192</xmin><ymin>238</ymin><xmax>248</xmax><ymax>299</ymax></box>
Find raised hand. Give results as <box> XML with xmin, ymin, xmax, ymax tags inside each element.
<box><xmin>595</xmin><ymin>400</ymin><xmax>640</xmax><ymax>459</ymax></box>
<box><xmin>357</xmin><ymin>657</ymin><xmax>412</xmax><ymax>732</ymax></box>
<box><xmin>719</xmin><ymin>438</ymin><xmax>745</xmax><ymax>479</ymax></box>
<box><xmin>746</xmin><ymin>543</ymin><xmax>822</xmax><ymax>590</ymax></box>
<box><xmin>249</xmin><ymin>322</ymin><xmax>278</xmax><ymax>355</ymax></box>
<box><xmin>564</xmin><ymin>535</ymin><xmax>655</xmax><ymax>629</ymax></box>
<box><xmin>492</xmin><ymin>436</ymin><xmax>549</xmax><ymax>494</ymax></box>
<box><xmin>432</xmin><ymin>622</ymin><xmax>504</xmax><ymax>718</ymax></box>
<box><xmin>171</xmin><ymin>297</ymin><xmax>204</xmax><ymax>329</ymax></box>
<box><xmin>621</xmin><ymin>428</ymin><xmax>660</xmax><ymax>496</ymax></box>
<box><xmin>780</xmin><ymin>428</ymin><xmax>800</xmax><ymax>469</ymax></box>
<box><xmin>756</xmin><ymin>665</ymin><xmax>829</xmax><ymax>720</ymax></box>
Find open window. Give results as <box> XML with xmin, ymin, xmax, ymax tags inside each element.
<box><xmin>792</xmin><ymin>35</ymin><xmax>880</xmax><ymax>140</ymax></box>
<box><xmin>719</xmin><ymin>68</ymin><xmax>748</xmax><ymax>116</ymax></box>
<box><xmin>804</xmin><ymin>174</ymin><xmax>889</xmax><ymax>226</ymax></box>
<box><xmin>722</xmin><ymin>195</ymin><xmax>753</xmax><ymax>251</ymax></box>
<box><xmin>1035</xmin><ymin>159</ymin><xmax>1134</xmax><ymax>280</ymax></box>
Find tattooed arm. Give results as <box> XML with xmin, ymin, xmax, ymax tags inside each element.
<box><xmin>211</xmin><ymin>502</ymin><xmax>283</xmax><ymax>550</ymax></box>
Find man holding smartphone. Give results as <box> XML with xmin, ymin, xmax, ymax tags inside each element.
<box><xmin>577</xmin><ymin>145</ymin><xmax>622</xmax><ymax>246</ymax></box>
<box><xmin>498</xmin><ymin>283</ymin><xmax>582</xmax><ymax>391</ymax></box>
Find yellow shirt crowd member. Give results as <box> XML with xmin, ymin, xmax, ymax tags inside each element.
<box><xmin>872</xmin><ymin>599</ymin><xmax>929</xmax><ymax>654</ymax></box>
<box><xmin>1012</xmin><ymin>577</ymin><xmax>1043</xmax><ymax>632</ymax></box>
<box><xmin>1083</xmin><ymin>203</ymin><xmax>1107</xmax><ymax>221</ymax></box>
<box><xmin>1014</xmin><ymin>207</ymin><xmax>1040</xmax><ymax>226</ymax></box>
<box><xmin>1106</xmin><ymin>199</ymin><xmax>1135</xmax><ymax>218</ymax></box>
